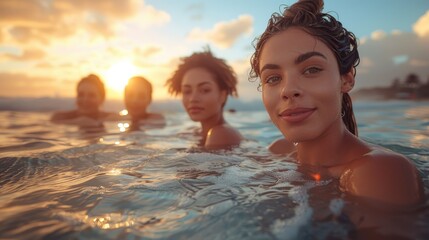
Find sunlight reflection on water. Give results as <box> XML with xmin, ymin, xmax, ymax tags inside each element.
<box><xmin>0</xmin><ymin>100</ymin><xmax>428</xmax><ymax>239</ymax></box>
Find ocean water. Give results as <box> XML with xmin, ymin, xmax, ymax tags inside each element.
<box><xmin>0</xmin><ymin>100</ymin><xmax>428</xmax><ymax>240</ymax></box>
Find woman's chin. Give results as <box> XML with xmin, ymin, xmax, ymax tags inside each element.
<box><xmin>188</xmin><ymin>115</ymin><xmax>202</xmax><ymax>122</ymax></box>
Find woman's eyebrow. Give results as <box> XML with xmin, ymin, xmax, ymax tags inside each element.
<box><xmin>182</xmin><ymin>81</ymin><xmax>213</xmax><ymax>88</ymax></box>
<box><xmin>197</xmin><ymin>82</ymin><xmax>212</xmax><ymax>87</ymax></box>
<box><xmin>260</xmin><ymin>64</ymin><xmax>280</xmax><ymax>74</ymax></box>
<box><xmin>295</xmin><ymin>51</ymin><xmax>327</xmax><ymax>64</ymax></box>
<box><xmin>260</xmin><ymin>51</ymin><xmax>327</xmax><ymax>74</ymax></box>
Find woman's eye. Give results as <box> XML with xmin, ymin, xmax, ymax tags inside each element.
<box><xmin>265</xmin><ymin>76</ymin><xmax>281</xmax><ymax>85</ymax></box>
<box><xmin>303</xmin><ymin>67</ymin><xmax>322</xmax><ymax>75</ymax></box>
<box><xmin>201</xmin><ymin>88</ymin><xmax>211</xmax><ymax>93</ymax></box>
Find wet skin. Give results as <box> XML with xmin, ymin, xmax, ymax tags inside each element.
<box><xmin>259</xmin><ymin>27</ymin><xmax>422</xmax><ymax>206</ymax></box>
<box><xmin>181</xmin><ymin>67</ymin><xmax>242</xmax><ymax>149</ymax></box>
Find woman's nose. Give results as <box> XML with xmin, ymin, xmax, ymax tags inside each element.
<box><xmin>281</xmin><ymin>78</ymin><xmax>302</xmax><ymax>100</ymax></box>
<box><xmin>79</xmin><ymin>95</ymin><xmax>90</xmax><ymax>102</ymax></box>
<box><xmin>189</xmin><ymin>91</ymin><xmax>199</xmax><ymax>102</ymax></box>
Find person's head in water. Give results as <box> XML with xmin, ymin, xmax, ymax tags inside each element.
<box><xmin>124</xmin><ymin>76</ymin><xmax>153</xmax><ymax>120</ymax></box>
<box><xmin>76</xmin><ymin>74</ymin><xmax>106</xmax><ymax>115</ymax></box>
<box><xmin>248</xmin><ymin>0</ymin><xmax>423</xmax><ymax>207</ymax></box>
<box><xmin>249</xmin><ymin>0</ymin><xmax>359</xmax><ymax>138</ymax></box>
<box><xmin>165</xmin><ymin>49</ymin><xmax>238</xmax><ymax>123</ymax></box>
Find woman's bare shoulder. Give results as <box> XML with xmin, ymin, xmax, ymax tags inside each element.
<box><xmin>340</xmin><ymin>148</ymin><xmax>423</xmax><ymax>206</ymax></box>
<box><xmin>268</xmin><ymin>138</ymin><xmax>295</xmax><ymax>154</ymax></box>
<box><xmin>205</xmin><ymin>124</ymin><xmax>242</xmax><ymax>149</ymax></box>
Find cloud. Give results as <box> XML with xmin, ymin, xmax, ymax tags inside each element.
<box><xmin>0</xmin><ymin>72</ymin><xmax>58</xmax><ymax>97</ymax></box>
<box><xmin>370</xmin><ymin>30</ymin><xmax>386</xmax><ymax>40</ymax></box>
<box><xmin>186</xmin><ymin>3</ymin><xmax>204</xmax><ymax>21</ymax></box>
<box><xmin>413</xmin><ymin>10</ymin><xmax>429</xmax><ymax>37</ymax></box>
<box><xmin>133</xmin><ymin>46</ymin><xmax>165</xmax><ymax>69</ymax></box>
<box><xmin>355</xmin><ymin>10</ymin><xmax>429</xmax><ymax>90</ymax></box>
<box><xmin>229</xmin><ymin>57</ymin><xmax>260</xmax><ymax>101</ymax></box>
<box><xmin>358</xmin><ymin>37</ymin><xmax>368</xmax><ymax>45</ymax></box>
<box><xmin>35</xmin><ymin>62</ymin><xmax>54</xmax><ymax>68</ymax></box>
<box><xmin>391</xmin><ymin>29</ymin><xmax>402</xmax><ymax>36</ymax></box>
<box><xmin>356</xmin><ymin>31</ymin><xmax>429</xmax><ymax>90</ymax></box>
<box><xmin>4</xmin><ymin>48</ymin><xmax>45</xmax><ymax>60</ymax></box>
<box><xmin>0</xmin><ymin>0</ymin><xmax>169</xmax><ymax>45</ymax></box>
<box><xmin>188</xmin><ymin>15</ymin><xmax>253</xmax><ymax>49</ymax></box>
<box><xmin>135</xmin><ymin>4</ymin><xmax>170</xmax><ymax>27</ymax></box>
<box><xmin>0</xmin><ymin>0</ymin><xmax>171</xmax><ymax>88</ymax></box>
<box><xmin>135</xmin><ymin>46</ymin><xmax>162</xmax><ymax>58</ymax></box>
<box><xmin>357</xmin><ymin>57</ymin><xmax>373</xmax><ymax>74</ymax></box>
<box><xmin>409</xmin><ymin>58</ymin><xmax>429</xmax><ymax>67</ymax></box>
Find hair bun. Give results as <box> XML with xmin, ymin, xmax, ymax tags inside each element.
<box><xmin>284</xmin><ymin>0</ymin><xmax>324</xmax><ymax>18</ymax></box>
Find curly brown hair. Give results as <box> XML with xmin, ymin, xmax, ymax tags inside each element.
<box><xmin>249</xmin><ymin>0</ymin><xmax>360</xmax><ymax>135</ymax></box>
<box><xmin>165</xmin><ymin>49</ymin><xmax>238</xmax><ymax>98</ymax></box>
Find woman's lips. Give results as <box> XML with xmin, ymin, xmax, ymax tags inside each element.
<box><xmin>279</xmin><ymin>107</ymin><xmax>316</xmax><ymax>123</ymax></box>
<box><xmin>188</xmin><ymin>107</ymin><xmax>204</xmax><ymax>114</ymax></box>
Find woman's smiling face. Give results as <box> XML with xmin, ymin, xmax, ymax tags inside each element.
<box><xmin>259</xmin><ymin>27</ymin><xmax>352</xmax><ymax>142</ymax></box>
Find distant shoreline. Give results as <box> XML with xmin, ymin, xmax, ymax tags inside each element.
<box><xmin>1</xmin><ymin>96</ymin><xmax>427</xmax><ymax>113</ymax></box>
<box><xmin>352</xmin><ymin>74</ymin><xmax>429</xmax><ymax>101</ymax></box>
<box><xmin>0</xmin><ymin>96</ymin><xmax>265</xmax><ymax>112</ymax></box>
<box><xmin>352</xmin><ymin>86</ymin><xmax>429</xmax><ymax>101</ymax></box>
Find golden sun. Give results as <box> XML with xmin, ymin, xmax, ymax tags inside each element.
<box><xmin>104</xmin><ymin>60</ymin><xmax>139</xmax><ymax>92</ymax></box>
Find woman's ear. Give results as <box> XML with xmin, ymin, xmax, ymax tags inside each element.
<box><xmin>341</xmin><ymin>70</ymin><xmax>355</xmax><ymax>93</ymax></box>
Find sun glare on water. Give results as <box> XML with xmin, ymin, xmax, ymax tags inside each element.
<box><xmin>104</xmin><ymin>60</ymin><xmax>139</xmax><ymax>92</ymax></box>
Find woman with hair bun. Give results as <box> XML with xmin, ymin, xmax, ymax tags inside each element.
<box><xmin>249</xmin><ymin>0</ymin><xmax>423</xmax><ymax>206</ymax></box>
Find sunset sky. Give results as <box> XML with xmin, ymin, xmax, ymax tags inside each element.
<box><xmin>1</xmin><ymin>0</ymin><xmax>428</xmax><ymax>101</ymax></box>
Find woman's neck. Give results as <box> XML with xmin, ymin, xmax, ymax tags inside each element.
<box><xmin>296</xmin><ymin>122</ymin><xmax>358</xmax><ymax>168</ymax></box>
<box><xmin>200</xmin><ymin>112</ymin><xmax>225</xmax><ymax>140</ymax></box>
